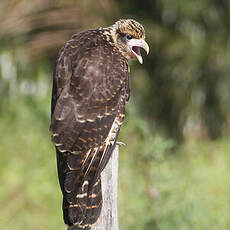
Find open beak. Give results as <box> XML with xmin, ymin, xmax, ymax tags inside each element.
<box><xmin>129</xmin><ymin>39</ymin><xmax>149</xmax><ymax>64</ymax></box>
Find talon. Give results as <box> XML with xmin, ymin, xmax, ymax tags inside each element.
<box><xmin>116</xmin><ymin>141</ymin><xmax>126</xmax><ymax>147</ymax></box>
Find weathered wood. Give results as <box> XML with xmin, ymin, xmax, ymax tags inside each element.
<box><xmin>92</xmin><ymin>145</ymin><xmax>119</xmax><ymax>230</ymax></box>
<box><xmin>68</xmin><ymin>145</ymin><xmax>119</xmax><ymax>230</ymax></box>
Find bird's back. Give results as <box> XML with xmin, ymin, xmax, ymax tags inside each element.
<box><xmin>50</xmin><ymin>28</ymin><xmax>129</xmax><ymax>229</ymax></box>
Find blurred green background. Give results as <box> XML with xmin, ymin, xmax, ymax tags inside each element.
<box><xmin>0</xmin><ymin>0</ymin><xmax>230</xmax><ymax>229</ymax></box>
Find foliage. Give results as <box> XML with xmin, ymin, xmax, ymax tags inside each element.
<box><xmin>119</xmin><ymin>136</ymin><xmax>230</xmax><ymax>230</ymax></box>
<box><xmin>119</xmin><ymin>0</ymin><xmax>230</xmax><ymax>140</ymax></box>
<box><xmin>0</xmin><ymin>94</ymin><xmax>65</xmax><ymax>230</ymax></box>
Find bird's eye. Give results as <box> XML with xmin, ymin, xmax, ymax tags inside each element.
<box><xmin>126</xmin><ymin>34</ymin><xmax>133</xmax><ymax>40</ymax></box>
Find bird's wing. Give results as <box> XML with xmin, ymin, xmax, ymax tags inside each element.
<box><xmin>50</xmin><ymin>31</ymin><xmax>129</xmax><ymax>201</ymax></box>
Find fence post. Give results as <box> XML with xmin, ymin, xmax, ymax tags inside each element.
<box><xmin>92</xmin><ymin>145</ymin><xmax>119</xmax><ymax>230</ymax></box>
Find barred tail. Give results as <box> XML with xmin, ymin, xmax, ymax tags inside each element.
<box><xmin>56</xmin><ymin>149</ymin><xmax>103</xmax><ymax>229</ymax></box>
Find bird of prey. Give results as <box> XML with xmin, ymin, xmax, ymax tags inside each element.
<box><xmin>50</xmin><ymin>19</ymin><xmax>149</xmax><ymax>229</ymax></box>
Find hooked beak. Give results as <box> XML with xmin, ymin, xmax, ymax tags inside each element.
<box><xmin>128</xmin><ymin>39</ymin><xmax>149</xmax><ymax>64</ymax></box>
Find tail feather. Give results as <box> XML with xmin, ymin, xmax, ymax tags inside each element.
<box><xmin>64</xmin><ymin>178</ymin><xmax>102</xmax><ymax>229</ymax></box>
<box><xmin>80</xmin><ymin>179</ymin><xmax>102</xmax><ymax>228</ymax></box>
<box><xmin>56</xmin><ymin>148</ymin><xmax>103</xmax><ymax>229</ymax></box>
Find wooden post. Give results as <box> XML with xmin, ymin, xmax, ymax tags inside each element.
<box><xmin>68</xmin><ymin>145</ymin><xmax>119</xmax><ymax>230</ymax></box>
<box><xmin>92</xmin><ymin>145</ymin><xmax>119</xmax><ymax>230</ymax></box>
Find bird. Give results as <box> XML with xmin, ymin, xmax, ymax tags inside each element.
<box><xmin>50</xmin><ymin>19</ymin><xmax>149</xmax><ymax>229</ymax></box>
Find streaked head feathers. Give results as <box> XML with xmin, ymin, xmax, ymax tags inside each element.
<box><xmin>110</xmin><ymin>19</ymin><xmax>149</xmax><ymax>64</ymax></box>
<box><xmin>114</xmin><ymin>19</ymin><xmax>145</xmax><ymax>40</ymax></box>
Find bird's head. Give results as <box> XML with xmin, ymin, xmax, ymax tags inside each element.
<box><xmin>110</xmin><ymin>19</ymin><xmax>149</xmax><ymax>64</ymax></box>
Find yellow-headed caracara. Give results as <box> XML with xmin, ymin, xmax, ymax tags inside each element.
<box><xmin>50</xmin><ymin>19</ymin><xmax>149</xmax><ymax>229</ymax></box>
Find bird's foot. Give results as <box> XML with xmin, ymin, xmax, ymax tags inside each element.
<box><xmin>116</xmin><ymin>141</ymin><xmax>126</xmax><ymax>147</ymax></box>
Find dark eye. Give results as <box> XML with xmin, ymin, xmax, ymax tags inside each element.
<box><xmin>126</xmin><ymin>34</ymin><xmax>133</xmax><ymax>40</ymax></box>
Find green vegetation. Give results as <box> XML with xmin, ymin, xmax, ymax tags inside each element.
<box><xmin>119</xmin><ymin>135</ymin><xmax>230</xmax><ymax>230</ymax></box>
<box><xmin>0</xmin><ymin>0</ymin><xmax>230</xmax><ymax>229</ymax></box>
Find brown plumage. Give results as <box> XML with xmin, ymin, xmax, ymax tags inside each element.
<box><xmin>50</xmin><ymin>19</ymin><xmax>149</xmax><ymax>229</ymax></box>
